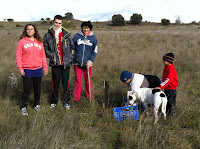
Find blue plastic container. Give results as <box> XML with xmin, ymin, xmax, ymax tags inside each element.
<box><xmin>113</xmin><ymin>106</ymin><xmax>139</xmax><ymax>122</ymax></box>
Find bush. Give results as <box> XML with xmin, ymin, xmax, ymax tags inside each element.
<box><xmin>16</xmin><ymin>24</ymin><xmax>22</xmax><ymax>27</ymax></box>
<box><xmin>130</xmin><ymin>13</ymin><xmax>143</xmax><ymax>24</ymax></box>
<box><xmin>161</xmin><ymin>19</ymin><xmax>170</xmax><ymax>26</ymax></box>
<box><xmin>62</xmin><ymin>20</ymin><xmax>76</xmax><ymax>29</ymax></box>
<box><xmin>64</xmin><ymin>12</ymin><xmax>73</xmax><ymax>20</ymax></box>
<box><xmin>112</xmin><ymin>14</ymin><xmax>125</xmax><ymax>26</ymax></box>
<box><xmin>7</xmin><ymin>18</ymin><xmax>14</xmax><ymax>22</ymax></box>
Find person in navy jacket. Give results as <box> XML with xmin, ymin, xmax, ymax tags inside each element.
<box><xmin>73</xmin><ymin>21</ymin><xmax>98</xmax><ymax>102</ymax></box>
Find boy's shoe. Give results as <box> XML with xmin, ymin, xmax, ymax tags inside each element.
<box><xmin>34</xmin><ymin>105</ymin><xmax>40</xmax><ymax>111</ymax></box>
<box><xmin>64</xmin><ymin>103</ymin><xmax>70</xmax><ymax>110</ymax></box>
<box><xmin>50</xmin><ymin>103</ymin><xmax>56</xmax><ymax>108</ymax></box>
<box><xmin>21</xmin><ymin>107</ymin><xmax>28</xmax><ymax>116</ymax></box>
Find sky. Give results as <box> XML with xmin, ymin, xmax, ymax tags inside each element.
<box><xmin>1</xmin><ymin>0</ymin><xmax>199</xmax><ymax>23</ymax></box>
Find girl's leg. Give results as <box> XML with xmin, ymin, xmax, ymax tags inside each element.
<box><xmin>83</xmin><ymin>67</ymin><xmax>93</xmax><ymax>100</ymax></box>
<box><xmin>33</xmin><ymin>76</ymin><xmax>42</xmax><ymax>106</ymax></box>
<box><xmin>73</xmin><ymin>65</ymin><xmax>83</xmax><ymax>101</ymax></box>
<box><xmin>22</xmin><ymin>77</ymin><xmax>33</xmax><ymax>108</ymax></box>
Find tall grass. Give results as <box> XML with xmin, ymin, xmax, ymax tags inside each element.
<box><xmin>0</xmin><ymin>22</ymin><xmax>200</xmax><ymax>148</ymax></box>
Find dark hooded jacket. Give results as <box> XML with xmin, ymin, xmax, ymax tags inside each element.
<box><xmin>43</xmin><ymin>27</ymin><xmax>74</xmax><ymax>67</ymax></box>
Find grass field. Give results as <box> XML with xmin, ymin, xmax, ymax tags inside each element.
<box><xmin>0</xmin><ymin>20</ymin><xmax>200</xmax><ymax>149</ymax></box>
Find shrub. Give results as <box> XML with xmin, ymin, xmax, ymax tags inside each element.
<box><xmin>112</xmin><ymin>14</ymin><xmax>125</xmax><ymax>26</ymax></box>
<box><xmin>7</xmin><ymin>18</ymin><xmax>14</xmax><ymax>22</ymax></box>
<box><xmin>46</xmin><ymin>18</ymin><xmax>51</xmax><ymax>21</ymax></box>
<box><xmin>62</xmin><ymin>20</ymin><xmax>76</xmax><ymax>29</ymax></box>
<box><xmin>130</xmin><ymin>13</ymin><xmax>143</xmax><ymax>24</ymax></box>
<box><xmin>161</xmin><ymin>19</ymin><xmax>170</xmax><ymax>26</ymax></box>
<box><xmin>41</xmin><ymin>21</ymin><xmax>47</xmax><ymax>24</ymax></box>
<box><xmin>64</xmin><ymin>12</ymin><xmax>73</xmax><ymax>20</ymax></box>
<box><xmin>16</xmin><ymin>24</ymin><xmax>22</xmax><ymax>27</ymax></box>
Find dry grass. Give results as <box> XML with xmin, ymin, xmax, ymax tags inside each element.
<box><xmin>0</xmin><ymin>21</ymin><xmax>200</xmax><ymax>148</ymax></box>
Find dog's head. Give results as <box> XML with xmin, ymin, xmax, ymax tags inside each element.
<box><xmin>127</xmin><ymin>91</ymin><xmax>137</xmax><ymax>106</ymax></box>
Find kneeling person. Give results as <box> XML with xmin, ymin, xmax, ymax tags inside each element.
<box><xmin>120</xmin><ymin>70</ymin><xmax>161</xmax><ymax>90</ymax></box>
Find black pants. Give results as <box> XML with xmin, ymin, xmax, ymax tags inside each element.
<box><xmin>144</xmin><ymin>75</ymin><xmax>161</xmax><ymax>88</ymax></box>
<box><xmin>22</xmin><ymin>76</ymin><xmax>42</xmax><ymax>108</ymax></box>
<box><xmin>51</xmin><ymin>66</ymin><xmax>70</xmax><ymax>105</ymax></box>
<box><xmin>164</xmin><ymin>89</ymin><xmax>177</xmax><ymax>116</ymax></box>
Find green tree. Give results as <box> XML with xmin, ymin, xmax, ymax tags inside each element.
<box><xmin>46</xmin><ymin>18</ymin><xmax>50</xmax><ymax>21</ymax></box>
<box><xmin>112</xmin><ymin>14</ymin><xmax>125</xmax><ymax>26</ymax></box>
<box><xmin>161</xmin><ymin>19</ymin><xmax>170</xmax><ymax>26</ymax></box>
<box><xmin>7</xmin><ymin>18</ymin><xmax>14</xmax><ymax>22</ymax></box>
<box><xmin>64</xmin><ymin>12</ymin><xmax>73</xmax><ymax>20</ymax></box>
<box><xmin>130</xmin><ymin>13</ymin><xmax>142</xmax><ymax>24</ymax></box>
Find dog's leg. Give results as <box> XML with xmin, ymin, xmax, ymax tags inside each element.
<box><xmin>143</xmin><ymin>103</ymin><xmax>149</xmax><ymax>115</ymax></box>
<box><xmin>154</xmin><ymin>106</ymin><xmax>159</xmax><ymax>124</ymax></box>
<box><xmin>154</xmin><ymin>96</ymin><xmax>162</xmax><ymax>124</ymax></box>
<box><xmin>161</xmin><ymin>97</ymin><xmax>168</xmax><ymax>120</ymax></box>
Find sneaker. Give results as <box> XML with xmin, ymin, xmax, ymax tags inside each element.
<box><xmin>34</xmin><ymin>105</ymin><xmax>40</xmax><ymax>111</ymax></box>
<box><xmin>64</xmin><ymin>103</ymin><xmax>70</xmax><ymax>110</ymax></box>
<box><xmin>21</xmin><ymin>107</ymin><xmax>28</xmax><ymax>116</ymax></box>
<box><xmin>50</xmin><ymin>103</ymin><xmax>56</xmax><ymax>108</ymax></box>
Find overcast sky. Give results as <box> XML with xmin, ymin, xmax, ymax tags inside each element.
<box><xmin>1</xmin><ymin>0</ymin><xmax>199</xmax><ymax>23</ymax></box>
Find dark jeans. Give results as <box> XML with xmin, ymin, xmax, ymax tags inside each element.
<box><xmin>164</xmin><ymin>89</ymin><xmax>177</xmax><ymax>116</ymax></box>
<box><xmin>22</xmin><ymin>76</ymin><xmax>42</xmax><ymax>108</ymax></box>
<box><xmin>51</xmin><ymin>66</ymin><xmax>70</xmax><ymax>105</ymax></box>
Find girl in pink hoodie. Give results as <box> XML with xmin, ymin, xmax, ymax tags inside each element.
<box><xmin>16</xmin><ymin>24</ymin><xmax>48</xmax><ymax>115</ymax></box>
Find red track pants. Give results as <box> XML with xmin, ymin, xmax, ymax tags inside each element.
<box><xmin>73</xmin><ymin>65</ymin><xmax>93</xmax><ymax>101</ymax></box>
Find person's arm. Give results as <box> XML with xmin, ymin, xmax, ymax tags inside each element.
<box><xmin>159</xmin><ymin>69</ymin><xmax>174</xmax><ymax>89</ymax></box>
<box><xmin>16</xmin><ymin>40</ymin><xmax>25</xmax><ymax>76</ymax></box>
<box><xmin>86</xmin><ymin>36</ymin><xmax>98</xmax><ymax>68</ymax></box>
<box><xmin>69</xmin><ymin>36</ymin><xmax>75</xmax><ymax>58</ymax></box>
<box><xmin>43</xmin><ymin>34</ymin><xmax>53</xmax><ymax>58</ymax></box>
<box><xmin>40</xmin><ymin>43</ymin><xmax>48</xmax><ymax>76</ymax></box>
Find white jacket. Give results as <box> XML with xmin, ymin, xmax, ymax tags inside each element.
<box><xmin>130</xmin><ymin>73</ymin><xmax>149</xmax><ymax>90</ymax></box>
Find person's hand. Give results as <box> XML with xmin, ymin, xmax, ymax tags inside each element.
<box><xmin>44</xmin><ymin>70</ymin><xmax>48</xmax><ymax>76</ymax></box>
<box><xmin>154</xmin><ymin>87</ymin><xmax>161</xmax><ymax>90</ymax></box>
<box><xmin>20</xmin><ymin>69</ymin><xmax>25</xmax><ymax>76</ymax></box>
<box><xmin>86</xmin><ymin>61</ymin><xmax>92</xmax><ymax>68</ymax></box>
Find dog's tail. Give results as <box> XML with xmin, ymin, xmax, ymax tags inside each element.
<box><xmin>160</xmin><ymin>93</ymin><xmax>167</xmax><ymax>119</ymax></box>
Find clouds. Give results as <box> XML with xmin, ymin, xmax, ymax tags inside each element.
<box><xmin>0</xmin><ymin>0</ymin><xmax>199</xmax><ymax>23</ymax></box>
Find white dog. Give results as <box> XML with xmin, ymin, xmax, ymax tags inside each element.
<box><xmin>125</xmin><ymin>88</ymin><xmax>168</xmax><ymax>124</ymax></box>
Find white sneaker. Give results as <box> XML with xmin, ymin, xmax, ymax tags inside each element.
<box><xmin>34</xmin><ymin>105</ymin><xmax>40</xmax><ymax>111</ymax></box>
<box><xmin>50</xmin><ymin>103</ymin><xmax>56</xmax><ymax>108</ymax></box>
<box><xmin>64</xmin><ymin>103</ymin><xmax>70</xmax><ymax>110</ymax></box>
<box><xmin>21</xmin><ymin>107</ymin><xmax>28</xmax><ymax>116</ymax></box>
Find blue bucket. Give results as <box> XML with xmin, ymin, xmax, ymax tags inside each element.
<box><xmin>113</xmin><ymin>106</ymin><xmax>139</xmax><ymax>122</ymax></box>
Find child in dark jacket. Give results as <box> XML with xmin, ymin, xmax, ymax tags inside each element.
<box><xmin>156</xmin><ymin>53</ymin><xmax>178</xmax><ymax>116</ymax></box>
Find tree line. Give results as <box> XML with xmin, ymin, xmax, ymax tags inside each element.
<box><xmin>4</xmin><ymin>12</ymin><xmax>182</xmax><ymax>26</ymax></box>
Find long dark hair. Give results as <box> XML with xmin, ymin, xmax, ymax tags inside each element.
<box><xmin>19</xmin><ymin>24</ymin><xmax>43</xmax><ymax>42</ymax></box>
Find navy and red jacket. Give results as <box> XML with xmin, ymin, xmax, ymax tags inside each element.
<box><xmin>160</xmin><ymin>64</ymin><xmax>178</xmax><ymax>90</ymax></box>
<box><xmin>73</xmin><ymin>31</ymin><xmax>98</xmax><ymax>67</ymax></box>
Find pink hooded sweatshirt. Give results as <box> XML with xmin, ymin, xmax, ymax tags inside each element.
<box><xmin>16</xmin><ymin>37</ymin><xmax>48</xmax><ymax>71</ymax></box>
